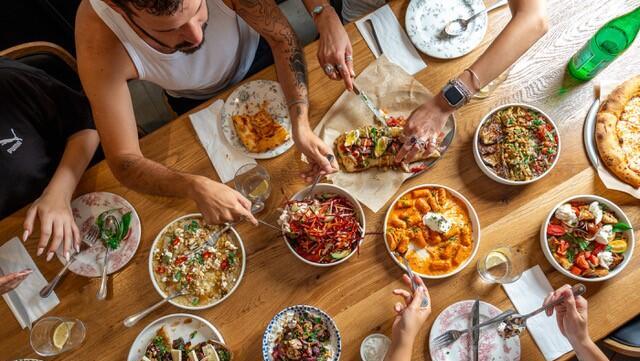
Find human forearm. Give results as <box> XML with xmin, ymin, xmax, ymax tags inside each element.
<box><xmin>384</xmin><ymin>337</ymin><xmax>414</xmax><ymax>361</ymax></box>
<box><xmin>270</xmin><ymin>34</ymin><xmax>309</xmax><ymax>124</ymax></box>
<box><xmin>573</xmin><ymin>338</ymin><xmax>609</xmax><ymax>361</ymax></box>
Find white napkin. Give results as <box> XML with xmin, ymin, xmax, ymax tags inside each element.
<box><xmin>355</xmin><ymin>4</ymin><xmax>427</xmax><ymax>75</ymax></box>
<box><xmin>189</xmin><ymin>100</ymin><xmax>256</xmax><ymax>183</ymax></box>
<box><xmin>592</xmin><ymin>82</ymin><xmax>640</xmax><ymax>199</ymax></box>
<box><xmin>0</xmin><ymin>237</ymin><xmax>59</xmax><ymax>329</ymax></box>
<box><xmin>502</xmin><ymin>266</ymin><xmax>573</xmax><ymax>361</ymax></box>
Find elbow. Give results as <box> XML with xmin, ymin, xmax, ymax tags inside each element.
<box><xmin>534</xmin><ymin>14</ymin><xmax>550</xmax><ymax>37</ymax></box>
<box><xmin>106</xmin><ymin>154</ymin><xmax>140</xmax><ymax>188</ymax></box>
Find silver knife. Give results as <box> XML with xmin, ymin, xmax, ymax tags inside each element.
<box><xmin>583</xmin><ymin>97</ymin><xmax>601</xmax><ymax>169</ymax></box>
<box><xmin>0</xmin><ymin>266</ymin><xmax>31</xmax><ymax>329</ymax></box>
<box><xmin>352</xmin><ymin>83</ymin><xmax>388</xmax><ymax>126</ymax></box>
<box><xmin>471</xmin><ymin>299</ymin><xmax>480</xmax><ymax>361</ymax></box>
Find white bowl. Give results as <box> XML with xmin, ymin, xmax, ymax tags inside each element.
<box><xmin>540</xmin><ymin>195</ymin><xmax>635</xmax><ymax>282</ymax></box>
<box><xmin>283</xmin><ymin>183</ymin><xmax>366</xmax><ymax>267</ymax></box>
<box><xmin>383</xmin><ymin>184</ymin><xmax>481</xmax><ymax>279</ymax></box>
<box><xmin>473</xmin><ymin>103</ymin><xmax>561</xmax><ymax>185</ymax></box>
<box><xmin>148</xmin><ymin>213</ymin><xmax>246</xmax><ymax>310</ymax></box>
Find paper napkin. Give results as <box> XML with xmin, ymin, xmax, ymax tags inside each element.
<box><xmin>189</xmin><ymin>100</ymin><xmax>256</xmax><ymax>183</ymax></box>
<box><xmin>502</xmin><ymin>265</ymin><xmax>573</xmax><ymax>361</ymax></box>
<box><xmin>0</xmin><ymin>237</ymin><xmax>59</xmax><ymax>329</ymax></box>
<box><xmin>355</xmin><ymin>5</ymin><xmax>427</xmax><ymax>75</ymax></box>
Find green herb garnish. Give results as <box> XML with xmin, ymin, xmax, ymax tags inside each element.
<box><xmin>612</xmin><ymin>222</ymin><xmax>632</xmax><ymax>233</ymax></box>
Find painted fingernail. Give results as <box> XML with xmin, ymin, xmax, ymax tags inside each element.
<box><xmin>65</xmin><ymin>252</ymin><xmax>70</xmax><ymax>262</ymax></box>
<box><xmin>36</xmin><ymin>247</ymin><xmax>44</xmax><ymax>256</ymax></box>
<box><xmin>75</xmin><ymin>244</ymin><xmax>81</xmax><ymax>253</ymax></box>
<box><xmin>46</xmin><ymin>252</ymin><xmax>54</xmax><ymax>262</ymax></box>
<box><xmin>22</xmin><ymin>230</ymin><xmax>29</xmax><ymax>242</ymax></box>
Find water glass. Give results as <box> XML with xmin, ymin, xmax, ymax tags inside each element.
<box><xmin>30</xmin><ymin>317</ymin><xmax>85</xmax><ymax>357</ymax></box>
<box><xmin>477</xmin><ymin>245</ymin><xmax>523</xmax><ymax>284</ymax></box>
<box><xmin>234</xmin><ymin>163</ymin><xmax>271</xmax><ymax>213</ymax></box>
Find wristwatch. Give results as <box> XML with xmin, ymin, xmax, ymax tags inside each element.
<box><xmin>441</xmin><ymin>79</ymin><xmax>472</xmax><ymax>109</ymax></box>
<box><xmin>311</xmin><ymin>4</ymin><xmax>332</xmax><ymax>20</ymax></box>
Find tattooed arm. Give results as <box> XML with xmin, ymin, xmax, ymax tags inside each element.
<box><xmin>233</xmin><ymin>0</ymin><xmax>339</xmax><ymax>179</ymax></box>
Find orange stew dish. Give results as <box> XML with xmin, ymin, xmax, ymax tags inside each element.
<box><xmin>386</xmin><ymin>187</ymin><xmax>474</xmax><ymax>276</ymax></box>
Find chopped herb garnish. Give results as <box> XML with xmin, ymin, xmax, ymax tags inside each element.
<box><xmin>189</xmin><ymin>331</ymin><xmax>197</xmax><ymax>339</ymax></box>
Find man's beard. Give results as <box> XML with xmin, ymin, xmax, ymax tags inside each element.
<box><xmin>177</xmin><ymin>22</ymin><xmax>208</xmax><ymax>54</ymax></box>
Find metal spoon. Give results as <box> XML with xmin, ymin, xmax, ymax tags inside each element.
<box><xmin>123</xmin><ymin>289</ymin><xmax>190</xmax><ymax>327</ymax></box>
<box><xmin>304</xmin><ymin>154</ymin><xmax>335</xmax><ymax>199</ymax></box>
<box><xmin>396</xmin><ymin>252</ymin><xmax>429</xmax><ymax>308</ymax></box>
<box><xmin>97</xmin><ymin>214</ymin><xmax>119</xmax><ymax>300</ymax></box>
<box><xmin>444</xmin><ymin>0</ymin><xmax>509</xmax><ymax>36</ymax></box>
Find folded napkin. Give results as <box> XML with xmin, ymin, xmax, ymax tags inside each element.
<box><xmin>355</xmin><ymin>4</ymin><xmax>427</xmax><ymax>75</ymax></box>
<box><xmin>502</xmin><ymin>265</ymin><xmax>573</xmax><ymax>361</ymax></box>
<box><xmin>0</xmin><ymin>237</ymin><xmax>59</xmax><ymax>329</ymax></box>
<box><xmin>190</xmin><ymin>100</ymin><xmax>256</xmax><ymax>183</ymax></box>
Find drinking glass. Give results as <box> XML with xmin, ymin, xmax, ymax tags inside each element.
<box><xmin>477</xmin><ymin>245</ymin><xmax>523</xmax><ymax>284</ymax></box>
<box><xmin>234</xmin><ymin>164</ymin><xmax>271</xmax><ymax>213</ymax></box>
<box><xmin>30</xmin><ymin>317</ymin><xmax>86</xmax><ymax>357</ymax></box>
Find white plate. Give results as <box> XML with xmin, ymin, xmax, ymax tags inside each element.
<box><xmin>406</xmin><ymin>0</ymin><xmax>487</xmax><ymax>59</ymax></box>
<box><xmin>429</xmin><ymin>300</ymin><xmax>520</xmax><ymax>361</ymax></box>
<box><xmin>383</xmin><ymin>184</ymin><xmax>481</xmax><ymax>279</ymax></box>
<box><xmin>128</xmin><ymin>313</ymin><xmax>225</xmax><ymax>361</ymax></box>
<box><xmin>221</xmin><ymin>80</ymin><xmax>293</xmax><ymax>159</ymax></box>
<box><xmin>56</xmin><ymin>192</ymin><xmax>141</xmax><ymax>277</ymax></box>
<box><xmin>262</xmin><ymin>305</ymin><xmax>341</xmax><ymax>361</ymax></box>
<box><xmin>148</xmin><ymin>214</ymin><xmax>246</xmax><ymax>310</ymax></box>
<box><xmin>540</xmin><ymin>195</ymin><xmax>635</xmax><ymax>282</ymax></box>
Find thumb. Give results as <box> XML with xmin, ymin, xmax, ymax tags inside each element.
<box><xmin>409</xmin><ymin>286</ymin><xmax>425</xmax><ymax>309</ymax></box>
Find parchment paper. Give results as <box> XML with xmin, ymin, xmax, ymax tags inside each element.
<box><xmin>313</xmin><ymin>56</ymin><xmax>446</xmax><ymax>212</ymax></box>
<box><xmin>594</xmin><ymin>82</ymin><xmax>640</xmax><ymax>199</ymax></box>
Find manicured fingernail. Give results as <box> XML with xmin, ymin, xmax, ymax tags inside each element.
<box><xmin>36</xmin><ymin>247</ymin><xmax>44</xmax><ymax>256</ymax></box>
<box><xmin>65</xmin><ymin>252</ymin><xmax>70</xmax><ymax>262</ymax></box>
<box><xmin>46</xmin><ymin>252</ymin><xmax>54</xmax><ymax>262</ymax></box>
<box><xmin>22</xmin><ymin>230</ymin><xmax>29</xmax><ymax>242</ymax></box>
<box><xmin>75</xmin><ymin>244</ymin><xmax>81</xmax><ymax>253</ymax></box>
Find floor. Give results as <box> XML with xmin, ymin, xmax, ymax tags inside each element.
<box><xmin>131</xmin><ymin>0</ymin><xmax>318</xmax><ymax>134</ymax></box>
<box><xmin>566</xmin><ymin>341</ymin><xmax>638</xmax><ymax>361</ymax></box>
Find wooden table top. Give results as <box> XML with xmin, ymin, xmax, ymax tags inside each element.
<box><xmin>2</xmin><ymin>0</ymin><xmax>640</xmax><ymax>360</ymax></box>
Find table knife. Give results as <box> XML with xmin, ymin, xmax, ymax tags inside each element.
<box><xmin>583</xmin><ymin>97</ymin><xmax>601</xmax><ymax>169</ymax></box>
<box><xmin>471</xmin><ymin>299</ymin><xmax>480</xmax><ymax>361</ymax></box>
<box><xmin>352</xmin><ymin>83</ymin><xmax>388</xmax><ymax>126</ymax></box>
<box><xmin>0</xmin><ymin>266</ymin><xmax>31</xmax><ymax>329</ymax></box>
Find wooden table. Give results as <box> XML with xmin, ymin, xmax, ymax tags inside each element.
<box><xmin>2</xmin><ymin>0</ymin><xmax>639</xmax><ymax>359</ymax></box>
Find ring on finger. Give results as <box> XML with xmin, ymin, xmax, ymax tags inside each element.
<box><xmin>336</xmin><ymin>64</ymin><xmax>344</xmax><ymax>71</ymax></box>
<box><xmin>409</xmin><ymin>135</ymin><xmax>418</xmax><ymax>145</ymax></box>
<box><xmin>323</xmin><ymin>64</ymin><xmax>335</xmax><ymax>75</ymax></box>
<box><xmin>345</xmin><ymin>55</ymin><xmax>353</xmax><ymax>62</ymax></box>
<box><xmin>415</xmin><ymin>139</ymin><xmax>427</xmax><ymax>150</ymax></box>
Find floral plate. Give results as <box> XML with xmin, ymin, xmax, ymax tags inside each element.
<box><xmin>55</xmin><ymin>192</ymin><xmax>141</xmax><ymax>277</ymax></box>
<box><xmin>406</xmin><ymin>0</ymin><xmax>487</xmax><ymax>59</ymax></box>
<box><xmin>221</xmin><ymin>80</ymin><xmax>294</xmax><ymax>159</ymax></box>
<box><xmin>429</xmin><ymin>300</ymin><xmax>520</xmax><ymax>361</ymax></box>
<box><xmin>262</xmin><ymin>305</ymin><xmax>341</xmax><ymax>361</ymax></box>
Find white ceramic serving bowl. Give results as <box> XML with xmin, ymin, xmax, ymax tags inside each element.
<box><xmin>540</xmin><ymin>195</ymin><xmax>635</xmax><ymax>282</ymax></box>
<box><xmin>148</xmin><ymin>213</ymin><xmax>246</xmax><ymax>310</ymax></box>
<box><xmin>283</xmin><ymin>183</ymin><xmax>366</xmax><ymax>267</ymax></box>
<box><xmin>473</xmin><ymin>103</ymin><xmax>561</xmax><ymax>185</ymax></box>
<box><xmin>383</xmin><ymin>184</ymin><xmax>481</xmax><ymax>279</ymax></box>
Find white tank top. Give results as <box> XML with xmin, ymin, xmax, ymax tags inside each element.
<box><xmin>89</xmin><ymin>0</ymin><xmax>259</xmax><ymax>99</ymax></box>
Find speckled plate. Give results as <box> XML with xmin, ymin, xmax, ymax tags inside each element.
<box><xmin>127</xmin><ymin>313</ymin><xmax>225</xmax><ymax>361</ymax></box>
<box><xmin>262</xmin><ymin>305</ymin><xmax>341</xmax><ymax>361</ymax></box>
<box><xmin>429</xmin><ymin>300</ymin><xmax>520</xmax><ymax>361</ymax></box>
<box><xmin>406</xmin><ymin>0</ymin><xmax>487</xmax><ymax>59</ymax></box>
<box><xmin>222</xmin><ymin>80</ymin><xmax>293</xmax><ymax>159</ymax></box>
<box><xmin>55</xmin><ymin>192</ymin><xmax>141</xmax><ymax>277</ymax></box>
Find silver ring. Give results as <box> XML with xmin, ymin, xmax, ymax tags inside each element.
<box><xmin>409</xmin><ymin>135</ymin><xmax>418</xmax><ymax>145</ymax></box>
<box><xmin>323</xmin><ymin>64</ymin><xmax>335</xmax><ymax>75</ymax></box>
<box><xmin>415</xmin><ymin>139</ymin><xmax>427</xmax><ymax>149</ymax></box>
<box><xmin>345</xmin><ymin>55</ymin><xmax>353</xmax><ymax>62</ymax></box>
<box><xmin>336</xmin><ymin>64</ymin><xmax>344</xmax><ymax>71</ymax></box>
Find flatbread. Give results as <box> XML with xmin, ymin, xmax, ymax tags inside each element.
<box><xmin>232</xmin><ymin>105</ymin><xmax>289</xmax><ymax>153</ymax></box>
<box><xmin>596</xmin><ymin>75</ymin><xmax>640</xmax><ymax>188</ymax></box>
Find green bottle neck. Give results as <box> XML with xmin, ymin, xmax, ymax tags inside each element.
<box><xmin>608</xmin><ymin>6</ymin><xmax>640</xmax><ymax>40</ymax></box>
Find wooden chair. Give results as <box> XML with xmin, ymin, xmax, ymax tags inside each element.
<box><xmin>603</xmin><ymin>315</ymin><xmax>640</xmax><ymax>358</ymax></box>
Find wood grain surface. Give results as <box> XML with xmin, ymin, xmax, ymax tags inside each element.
<box><xmin>1</xmin><ymin>0</ymin><xmax>639</xmax><ymax>360</ymax></box>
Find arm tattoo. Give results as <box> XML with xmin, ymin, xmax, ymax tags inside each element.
<box><xmin>289</xmin><ymin>39</ymin><xmax>308</xmax><ymax>94</ymax></box>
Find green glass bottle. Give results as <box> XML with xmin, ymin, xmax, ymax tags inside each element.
<box><xmin>568</xmin><ymin>7</ymin><xmax>640</xmax><ymax>81</ymax></box>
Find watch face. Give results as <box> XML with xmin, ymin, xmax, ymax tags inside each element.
<box><xmin>444</xmin><ymin>85</ymin><xmax>464</xmax><ymax>106</ymax></box>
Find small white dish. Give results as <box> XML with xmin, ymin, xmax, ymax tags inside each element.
<box><xmin>360</xmin><ymin>333</ymin><xmax>391</xmax><ymax>361</ymax></box>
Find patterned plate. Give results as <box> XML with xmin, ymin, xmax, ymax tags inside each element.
<box><xmin>262</xmin><ymin>305</ymin><xmax>341</xmax><ymax>361</ymax></box>
<box><xmin>406</xmin><ymin>0</ymin><xmax>487</xmax><ymax>59</ymax></box>
<box><xmin>127</xmin><ymin>313</ymin><xmax>224</xmax><ymax>361</ymax></box>
<box><xmin>221</xmin><ymin>80</ymin><xmax>294</xmax><ymax>159</ymax></box>
<box><xmin>55</xmin><ymin>192</ymin><xmax>141</xmax><ymax>277</ymax></box>
<box><xmin>429</xmin><ymin>300</ymin><xmax>520</xmax><ymax>361</ymax></box>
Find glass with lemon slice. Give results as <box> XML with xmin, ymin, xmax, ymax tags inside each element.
<box><xmin>234</xmin><ymin>163</ymin><xmax>271</xmax><ymax>213</ymax></box>
<box><xmin>477</xmin><ymin>245</ymin><xmax>524</xmax><ymax>284</ymax></box>
<box><xmin>30</xmin><ymin>317</ymin><xmax>85</xmax><ymax>356</ymax></box>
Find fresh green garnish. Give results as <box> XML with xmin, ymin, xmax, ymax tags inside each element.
<box><xmin>605</xmin><ymin>245</ymin><xmax>613</xmax><ymax>252</ymax></box>
<box><xmin>173</xmin><ymin>271</ymin><xmax>182</xmax><ymax>282</ymax></box>
<box><xmin>195</xmin><ymin>253</ymin><xmax>205</xmax><ymax>265</ymax></box>
<box><xmin>96</xmin><ymin>210</ymin><xmax>132</xmax><ymax>250</ymax></box>
<box><xmin>228</xmin><ymin>252</ymin><xmax>236</xmax><ymax>266</ymax></box>
<box><xmin>153</xmin><ymin>336</ymin><xmax>168</xmax><ymax>355</ymax></box>
<box><xmin>185</xmin><ymin>220</ymin><xmax>200</xmax><ymax>233</ymax></box>
<box><xmin>566</xmin><ymin>248</ymin><xmax>575</xmax><ymax>263</ymax></box>
<box><xmin>532</xmin><ymin>119</ymin><xmax>544</xmax><ymax>126</ymax></box>
<box><xmin>612</xmin><ymin>222</ymin><xmax>632</xmax><ymax>233</ymax></box>
<box><xmin>191</xmin><ymin>297</ymin><xmax>200</xmax><ymax>306</ymax></box>
<box><xmin>189</xmin><ymin>331</ymin><xmax>197</xmax><ymax>339</ymax></box>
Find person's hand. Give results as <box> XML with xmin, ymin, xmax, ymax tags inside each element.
<box><xmin>315</xmin><ymin>7</ymin><xmax>355</xmax><ymax>91</ymax></box>
<box><xmin>293</xmin><ymin>124</ymin><xmax>339</xmax><ymax>182</ymax></box>
<box><xmin>0</xmin><ymin>269</ymin><xmax>32</xmax><ymax>295</ymax></box>
<box><xmin>395</xmin><ymin>93</ymin><xmax>453</xmax><ymax>164</ymax></box>
<box><xmin>23</xmin><ymin>191</ymin><xmax>80</xmax><ymax>262</ymax></box>
<box><xmin>543</xmin><ymin>284</ymin><xmax>589</xmax><ymax>346</ymax></box>
<box><xmin>391</xmin><ymin>274</ymin><xmax>432</xmax><ymax>343</ymax></box>
<box><xmin>189</xmin><ymin>177</ymin><xmax>258</xmax><ymax>225</ymax></box>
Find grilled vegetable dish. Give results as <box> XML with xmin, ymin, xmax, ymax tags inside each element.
<box><xmin>152</xmin><ymin>217</ymin><xmax>242</xmax><ymax>307</ymax></box>
<box><xmin>271</xmin><ymin>311</ymin><xmax>333</xmax><ymax>361</ymax></box>
<box><xmin>547</xmin><ymin>201</ymin><xmax>630</xmax><ymax>278</ymax></box>
<box><xmin>279</xmin><ymin>194</ymin><xmax>362</xmax><ymax>264</ymax></box>
<box><xmin>478</xmin><ymin>106</ymin><xmax>558</xmax><ymax>181</ymax></box>
<box><xmin>141</xmin><ymin>326</ymin><xmax>231</xmax><ymax>361</ymax></box>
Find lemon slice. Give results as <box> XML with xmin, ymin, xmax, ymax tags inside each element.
<box><xmin>485</xmin><ymin>251</ymin><xmax>508</xmax><ymax>269</ymax></box>
<box><xmin>609</xmin><ymin>239</ymin><xmax>627</xmax><ymax>254</ymax></box>
<box><xmin>52</xmin><ymin>321</ymin><xmax>74</xmax><ymax>349</ymax></box>
<box><xmin>248</xmin><ymin>179</ymin><xmax>269</xmax><ymax>199</ymax></box>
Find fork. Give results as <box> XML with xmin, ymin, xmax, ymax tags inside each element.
<box><xmin>40</xmin><ymin>225</ymin><xmax>99</xmax><ymax>298</ymax></box>
<box><xmin>397</xmin><ymin>253</ymin><xmax>429</xmax><ymax>308</ymax></box>
<box><xmin>431</xmin><ymin>309</ymin><xmax>516</xmax><ymax>349</ymax></box>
